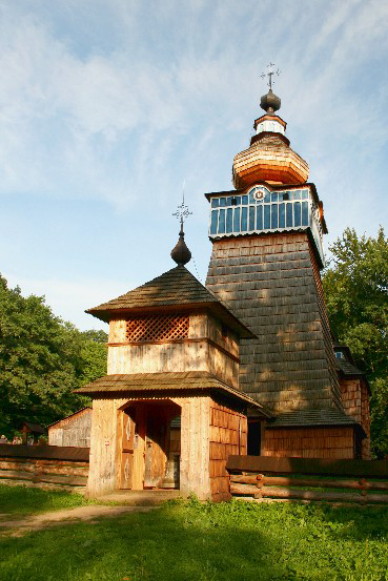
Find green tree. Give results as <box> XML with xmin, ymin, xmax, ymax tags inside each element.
<box><xmin>0</xmin><ymin>275</ymin><xmax>107</xmax><ymax>437</ymax></box>
<box><xmin>322</xmin><ymin>227</ymin><xmax>388</xmax><ymax>457</ymax></box>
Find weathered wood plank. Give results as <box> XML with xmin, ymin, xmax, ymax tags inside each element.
<box><xmin>227</xmin><ymin>456</ymin><xmax>388</xmax><ymax>478</ymax></box>
<box><xmin>230</xmin><ymin>474</ymin><xmax>388</xmax><ymax>491</ymax></box>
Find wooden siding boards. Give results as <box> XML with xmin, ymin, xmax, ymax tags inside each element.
<box><xmin>48</xmin><ymin>408</ymin><xmax>92</xmax><ymax>447</ymax></box>
<box><xmin>206</xmin><ymin>232</ymin><xmax>345</xmax><ymax>419</ymax></box>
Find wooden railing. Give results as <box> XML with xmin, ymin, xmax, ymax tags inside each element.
<box><xmin>0</xmin><ymin>445</ymin><xmax>89</xmax><ymax>490</ymax></box>
<box><xmin>227</xmin><ymin>456</ymin><xmax>388</xmax><ymax>504</ymax></box>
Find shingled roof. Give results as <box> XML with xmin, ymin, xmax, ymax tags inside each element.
<box><xmin>335</xmin><ymin>358</ymin><xmax>364</xmax><ymax>377</ymax></box>
<box><xmin>86</xmin><ymin>265</ymin><xmax>255</xmax><ymax>338</ymax></box>
<box><xmin>268</xmin><ymin>409</ymin><xmax>360</xmax><ymax>429</ymax></box>
<box><xmin>74</xmin><ymin>371</ymin><xmax>270</xmax><ymax>417</ymax></box>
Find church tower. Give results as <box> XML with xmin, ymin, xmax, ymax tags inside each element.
<box><xmin>206</xmin><ymin>70</ymin><xmax>367</xmax><ymax>458</ymax></box>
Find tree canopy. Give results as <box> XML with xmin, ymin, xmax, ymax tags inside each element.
<box><xmin>322</xmin><ymin>227</ymin><xmax>388</xmax><ymax>457</ymax></box>
<box><xmin>0</xmin><ymin>275</ymin><xmax>107</xmax><ymax>437</ymax></box>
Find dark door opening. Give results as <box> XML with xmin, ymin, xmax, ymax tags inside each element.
<box><xmin>247</xmin><ymin>420</ymin><xmax>262</xmax><ymax>456</ymax></box>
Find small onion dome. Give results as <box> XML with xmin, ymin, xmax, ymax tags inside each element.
<box><xmin>171</xmin><ymin>225</ymin><xmax>192</xmax><ymax>266</ymax></box>
<box><xmin>260</xmin><ymin>88</ymin><xmax>281</xmax><ymax>114</ymax></box>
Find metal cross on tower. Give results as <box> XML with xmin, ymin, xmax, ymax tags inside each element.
<box><xmin>260</xmin><ymin>62</ymin><xmax>281</xmax><ymax>89</ymax></box>
<box><xmin>172</xmin><ymin>184</ymin><xmax>193</xmax><ymax>227</ymax></box>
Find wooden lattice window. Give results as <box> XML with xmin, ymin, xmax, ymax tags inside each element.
<box><xmin>126</xmin><ymin>314</ymin><xmax>189</xmax><ymax>342</ymax></box>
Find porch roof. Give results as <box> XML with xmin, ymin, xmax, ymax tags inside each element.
<box><xmin>75</xmin><ymin>371</ymin><xmax>270</xmax><ymax>417</ymax></box>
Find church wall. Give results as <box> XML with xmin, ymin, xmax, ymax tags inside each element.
<box><xmin>206</xmin><ymin>317</ymin><xmax>239</xmax><ymax>359</ymax></box>
<box><xmin>86</xmin><ymin>393</ymin><xmax>249</xmax><ymax>500</ymax></box>
<box><xmin>106</xmin><ymin>340</ymin><xmax>238</xmax><ymax>382</ymax></box>
<box><xmin>262</xmin><ymin>426</ymin><xmax>355</xmax><ymax>459</ymax></box>
<box><xmin>86</xmin><ymin>395</ymin><xmax>214</xmax><ymax>499</ymax></box>
<box><xmin>209</xmin><ymin>400</ymin><xmax>247</xmax><ymax>501</ymax></box>
<box><xmin>307</xmin><ymin>242</ymin><xmax>343</xmax><ymax>410</ymax></box>
<box><xmin>175</xmin><ymin>396</ymin><xmax>211</xmax><ymax>499</ymax></box>
<box><xmin>206</xmin><ymin>343</ymin><xmax>239</xmax><ymax>389</ymax></box>
<box><xmin>206</xmin><ymin>232</ymin><xmax>343</xmax><ymax>414</ymax></box>
<box><xmin>87</xmin><ymin>397</ymin><xmax>126</xmax><ymax>496</ymax></box>
<box><xmin>339</xmin><ymin>378</ymin><xmax>371</xmax><ymax>459</ymax></box>
<box><xmin>106</xmin><ymin>313</ymin><xmax>239</xmax><ymax>388</ymax></box>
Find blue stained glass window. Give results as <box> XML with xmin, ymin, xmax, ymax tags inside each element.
<box><xmin>219</xmin><ymin>198</ymin><xmax>226</xmax><ymax>207</ymax></box>
<box><xmin>264</xmin><ymin>205</ymin><xmax>270</xmax><ymax>229</ymax></box>
<box><xmin>211</xmin><ymin>198</ymin><xmax>219</xmax><ymax>208</ymax></box>
<box><xmin>264</xmin><ymin>192</ymin><xmax>270</xmax><ymax>203</ymax></box>
<box><xmin>286</xmin><ymin>204</ymin><xmax>293</xmax><ymax>227</ymax></box>
<box><xmin>249</xmin><ymin>206</ymin><xmax>255</xmax><ymax>230</ymax></box>
<box><xmin>234</xmin><ymin>196</ymin><xmax>241</xmax><ymax>205</ymax></box>
<box><xmin>242</xmin><ymin>195</ymin><xmax>248</xmax><ymax>205</ymax></box>
<box><xmin>302</xmin><ymin>201</ymin><xmax>309</xmax><ymax>226</ymax></box>
<box><xmin>257</xmin><ymin>205</ymin><xmax>263</xmax><ymax>230</ymax></box>
<box><xmin>226</xmin><ymin>197</ymin><xmax>233</xmax><ymax>206</ymax></box>
<box><xmin>219</xmin><ymin>209</ymin><xmax>226</xmax><ymax>233</ymax></box>
<box><xmin>233</xmin><ymin>207</ymin><xmax>241</xmax><ymax>232</ymax></box>
<box><xmin>294</xmin><ymin>202</ymin><xmax>301</xmax><ymax>226</ymax></box>
<box><xmin>279</xmin><ymin>203</ymin><xmax>285</xmax><ymax>228</ymax></box>
<box><xmin>271</xmin><ymin>204</ymin><xmax>278</xmax><ymax>228</ymax></box>
<box><xmin>293</xmin><ymin>190</ymin><xmax>301</xmax><ymax>200</ymax></box>
<box><xmin>210</xmin><ymin>210</ymin><xmax>218</xmax><ymax>234</ymax></box>
<box><xmin>241</xmin><ymin>207</ymin><xmax>248</xmax><ymax>231</ymax></box>
<box><xmin>226</xmin><ymin>208</ymin><xmax>233</xmax><ymax>233</ymax></box>
<box><xmin>271</xmin><ymin>192</ymin><xmax>278</xmax><ymax>202</ymax></box>
<box><xmin>302</xmin><ymin>189</ymin><xmax>309</xmax><ymax>199</ymax></box>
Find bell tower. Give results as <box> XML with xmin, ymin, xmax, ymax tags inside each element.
<box><xmin>206</xmin><ymin>68</ymin><xmax>365</xmax><ymax>458</ymax></box>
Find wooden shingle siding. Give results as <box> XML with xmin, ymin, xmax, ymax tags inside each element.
<box><xmin>340</xmin><ymin>378</ymin><xmax>371</xmax><ymax>459</ymax></box>
<box><xmin>206</xmin><ymin>232</ymin><xmax>342</xmax><ymax>415</ymax></box>
<box><xmin>262</xmin><ymin>427</ymin><xmax>355</xmax><ymax>459</ymax></box>
<box><xmin>208</xmin><ymin>401</ymin><xmax>247</xmax><ymax>501</ymax></box>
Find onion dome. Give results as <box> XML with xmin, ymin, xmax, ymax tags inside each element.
<box><xmin>171</xmin><ymin>224</ymin><xmax>191</xmax><ymax>266</ymax></box>
<box><xmin>232</xmin><ymin>89</ymin><xmax>309</xmax><ymax>189</ymax></box>
<box><xmin>260</xmin><ymin>88</ymin><xmax>281</xmax><ymax>114</ymax></box>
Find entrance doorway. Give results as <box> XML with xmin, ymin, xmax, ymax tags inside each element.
<box><xmin>247</xmin><ymin>419</ymin><xmax>262</xmax><ymax>456</ymax></box>
<box><xmin>119</xmin><ymin>400</ymin><xmax>181</xmax><ymax>491</ymax></box>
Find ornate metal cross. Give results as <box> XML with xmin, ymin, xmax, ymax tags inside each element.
<box><xmin>260</xmin><ymin>63</ymin><xmax>281</xmax><ymax>89</ymax></box>
<box><xmin>172</xmin><ymin>186</ymin><xmax>193</xmax><ymax>226</ymax></box>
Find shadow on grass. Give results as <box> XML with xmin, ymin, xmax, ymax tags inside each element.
<box><xmin>0</xmin><ymin>499</ymin><xmax>387</xmax><ymax>581</ymax></box>
<box><xmin>0</xmin><ymin>484</ymin><xmax>89</xmax><ymax>517</ymax></box>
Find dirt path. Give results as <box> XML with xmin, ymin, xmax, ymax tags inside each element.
<box><xmin>0</xmin><ymin>504</ymin><xmax>156</xmax><ymax>537</ymax></box>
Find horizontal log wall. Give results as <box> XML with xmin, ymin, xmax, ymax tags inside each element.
<box><xmin>0</xmin><ymin>456</ymin><xmax>89</xmax><ymax>490</ymax></box>
<box><xmin>209</xmin><ymin>402</ymin><xmax>247</xmax><ymax>502</ymax></box>
<box><xmin>227</xmin><ymin>455</ymin><xmax>388</xmax><ymax>504</ymax></box>
<box><xmin>263</xmin><ymin>426</ymin><xmax>355</xmax><ymax>459</ymax></box>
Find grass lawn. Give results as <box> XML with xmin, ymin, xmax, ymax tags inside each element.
<box><xmin>0</xmin><ymin>488</ymin><xmax>387</xmax><ymax>581</ymax></box>
<box><xmin>0</xmin><ymin>484</ymin><xmax>93</xmax><ymax>518</ymax></box>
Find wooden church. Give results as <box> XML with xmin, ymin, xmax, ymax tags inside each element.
<box><xmin>77</xmin><ymin>77</ymin><xmax>370</xmax><ymax>500</ymax></box>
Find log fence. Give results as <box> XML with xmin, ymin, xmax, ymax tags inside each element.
<box><xmin>0</xmin><ymin>445</ymin><xmax>89</xmax><ymax>491</ymax></box>
<box><xmin>227</xmin><ymin>456</ymin><xmax>388</xmax><ymax>504</ymax></box>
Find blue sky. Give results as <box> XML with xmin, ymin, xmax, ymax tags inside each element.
<box><xmin>0</xmin><ymin>0</ymin><xmax>387</xmax><ymax>330</ymax></box>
